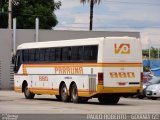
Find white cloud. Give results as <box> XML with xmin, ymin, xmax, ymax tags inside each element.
<box><xmin>54</xmin><ymin>0</ymin><xmax>160</xmax><ymax>49</ymax></box>
<box><xmin>140</xmin><ymin>28</ymin><xmax>160</xmax><ymax>49</ymax></box>
<box><xmin>93</xmin><ymin>4</ymin><xmax>160</xmax><ymax>23</ymax></box>
<box><xmin>56</xmin><ymin>0</ymin><xmax>160</xmax><ymax>23</ymax></box>
<box><xmin>56</xmin><ymin>0</ymin><xmax>80</xmax><ymax>9</ymax></box>
<box><xmin>55</xmin><ymin>0</ymin><xmax>81</xmax><ymax>20</ymax></box>
<box><xmin>74</xmin><ymin>13</ymin><xmax>89</xmax><ymax>23</ymax></box>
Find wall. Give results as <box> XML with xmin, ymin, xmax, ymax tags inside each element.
<box><xmin>0</xmin><ymin>29</ymin><xmax>12</xmax><ymax>89</ymax></box>
<box><xmin>0</xmin><ymin>29</ymin><xmax>140</xmax><ymax>89</ymax></box>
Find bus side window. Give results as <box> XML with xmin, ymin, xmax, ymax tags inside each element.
<box><xmin>78</xmin><ymin>46</ymin><xmax>84</xmax><ymax>61</ymax></box>
<box><xmin>22</xmin><ymin>50</ymin><xmax>29</xmax><ymax>63</ymax></box>
<box><xmin>55</xmin><ymin>48</ymin><xmax>61</xmax><ymax>62</ymax></box>
<box><xmin>71</xmin><ymin>46</ymin><xmax>83</xmax><ymax>61</ymax></box>
<box><xmin>29</xmin><ymin>49</ymin><xmax>35</xmax><ymax>63</ymax></box>
<box><xmin>83</xmin><ymin>45</ymin><xmax>98</xmax><ymax>62</ymax></box>
<box><xmin>83</xmin><ymin>46</ymin><xmax>91</xmax><ymax>61</ymax></box>
<box><xmin>17</xmin><ymin>55</ymin><xmax>21</xmax><ymax>68</ymax></box>
<box><xmin>49</xmin><ymin>48</ymin><xmax>55</xmax><ymax>61</ymax></box>
<box><xmin>90</xmin><ymin>46</ymin><xmax>98</xmax><ymax>61</ymax></box>
<box><xmin>39</xmin><ymin>49</ymin><xmax>45</xmax><ymax>62</ymax></box>
<box><xmin>45</xmin><ymin>48</ymin><xmax>50</xmax><ymax>62</ymax></box>
<box><xmin>62</xmin><ymin>47</ymin><xmax>71</xmax><ymax>61</ymax></box>
<box><xmin>14</xmin><ymin>50</ymin><xmax>22</xmax><ymax>73</ymax></box>
<box><xmin>35</xmin><ymin>49</ymin><xmax>40</xmax><ymax>62</ymax></box>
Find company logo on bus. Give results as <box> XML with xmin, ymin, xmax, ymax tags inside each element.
<box><xmin>55</xmin><ymin>67</ymin><xmax>83</xmax><ymax>74</ymax></box>
<box><xmin>114</xmin><ymin>44</ymin><xmax>130</xmax><ymax>54</ymax></box>
<box><xmin>110</xmin><ymin>72</ymin><xmax>135</xmax><ymax>78</ymax></box>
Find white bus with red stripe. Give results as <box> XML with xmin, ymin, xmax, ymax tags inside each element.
<box><xmin>14</xmin><ymin>37</ymin><xmax>143</xmax><ymax>104</ymax></box>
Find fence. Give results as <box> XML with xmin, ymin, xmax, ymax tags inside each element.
<box><xmin>143</xmin><ymin>60</ymin><xmax>160</xmax><ymax>76</ymax></box>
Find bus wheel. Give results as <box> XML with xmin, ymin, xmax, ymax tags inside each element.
<box><xmin>98</xmin><ymin>95</ymin><xmax>120</xmax><ymax>105</ymax></box>
<box><xmin>24</xmin><ymin>84</ymin><xmax>35</xmax><ymax>99</ymax></box>
<box><xmin>71</xmin><ymin>83</ymin><xmax>81</xmax><ymax>103</ymax></box>
<box><xmin>60</xmin><ymin>83</ymin><xmax>70</xmax><ymax>102</ymax></box>
<box><xmin>55</xmin><ymin>95</ymin><xmax>61</xmax><ymax>101</ymax></box>
<box><xmin>81</xmin><ymin>97</ymin><xmax>89</xmax><ymax>103</ymax></box>
<box><xmin>138</xmin><ymin>95</ymin><xmax>145</xmax><ymax>99</ymax></box>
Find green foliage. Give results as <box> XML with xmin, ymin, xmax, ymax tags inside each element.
<box><xmin>0</xmin><ymin>0</ymin><xmax>61</xmax><ymax>29</ymax></box>
<box><xmin>143</xmin><ymin>47</ymin><xmax>160</xmax><ymax>59</ymax></box>
<box><xmin>0</xmin><ymin>0</ymin><xmax>8</xmax><ymax>28</ymax></box>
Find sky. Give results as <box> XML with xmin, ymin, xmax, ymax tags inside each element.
<box><xmin>54</xmin><ymin>0</ymin><xmax>160</xmax><ymax>49</ymax></box>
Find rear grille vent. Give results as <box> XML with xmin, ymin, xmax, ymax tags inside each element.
<box><xmin>89</xmin><ymin>75</ymin><xmax>96</xmax><ymax>92</ymax></box>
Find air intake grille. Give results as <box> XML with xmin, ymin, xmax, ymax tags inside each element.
<box><xmin>89</xmin><ymin>75</ymin><xmax>96</xmax><ymax>92</ymax></box>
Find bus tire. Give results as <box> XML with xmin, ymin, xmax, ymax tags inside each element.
<box><xmin>81</xmin><ymin>97</ymin><xmax>89</xmax><ymax>103</ymax></box>
<box><xmin>55</xmin><ymin>95</ymin><xmax>61</xmax><ymax>101</ymax></box>
<box><xmin>60</xmin><ymin>83</ymin><xmax>70</xmax><ymax>102</ymax></box>
<box><xmin>138</xmin><ymin>95</ymin><xmax>145</xmax><ymax>99</ymax></box>
<box><xmin>24</xmin><ymin>84</ymin><xmax>35</xmax><ymax>99</ymax></box>
<box><xmin>71</xmin><ymin>83</ymin><xmax>81</xmax><ymax>103</ymax></box>
<box><xmin>98</xmin><ymin>95</ymin><xmax>120</xmax><ymax>105</ymax></box>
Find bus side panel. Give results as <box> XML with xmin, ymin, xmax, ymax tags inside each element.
<box><xmin>14</xmin><ymin>75</ymin><xmax>30</xmax><ymax>92</ymax></box>
<box><xmin>26</xmin><ymin>74</ymin><xmax>91</xmax><ymax>96</ymax></box>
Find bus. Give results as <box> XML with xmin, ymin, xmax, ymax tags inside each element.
<box><xmin>14</xmin><ymin>37</ymin><xmax>143</xmax><ymax>104</ymax></box>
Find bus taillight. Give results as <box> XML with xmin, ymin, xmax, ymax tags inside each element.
<box><xmin>98</xmin><ymin>73</ymin><xmax>103</xmax><ymax>85</ymax></box>
<box><xmin>141</xmin><ymin>72</ymin><xmax>143</xmax><ymax>83</ymax></box>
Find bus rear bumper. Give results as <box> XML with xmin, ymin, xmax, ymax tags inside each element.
<box><xmin>79</xmin><ymin>85</ymin><xmax>143</xmax><ymax>98</ymax></box>
<box><xmin>97</xmin><ymin>85</ymin><xmax>143</xmax><ymax>94</ymax></box>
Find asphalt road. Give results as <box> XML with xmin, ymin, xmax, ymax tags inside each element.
<box><xmin>0</xmin><ymin>91</ymin><xmax>160</xmax><ymax>120</ymax></box>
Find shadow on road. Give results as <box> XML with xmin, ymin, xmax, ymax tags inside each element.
<box><xmin>32</xmin><ymin>97</ymin><xmax>133</xmax><ymax>106</ymax></box>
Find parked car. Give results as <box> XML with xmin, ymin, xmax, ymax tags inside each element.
<box><xmin>146</xmin><ymin>83</ymin><xmax>160</xmax><ymax>100</ymax></box>
<box><xmin>143</xmin><ymin>72</ymin><xmax>153</xmax><ymax>83</ymax></box>
<box><xmin>138</xmin><ymin>76</ymin><xmax>160</xmax><ymax>99</ymax></box>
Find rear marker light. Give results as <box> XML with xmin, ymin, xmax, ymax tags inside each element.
<box><xmin>118</xmin><ymin>82</ymin><xmax>126</xmax><ymax>86</ymax></box>
<box><xmin>98</xmin><ymin>73</ymin><xmax>103</xmax><ymax>85</ymax></box>
<box><xmin>141</xmin><ymin>72</ymin><xmax>143</xmax><ymax>83</ymax></box>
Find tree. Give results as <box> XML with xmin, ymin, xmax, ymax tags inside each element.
<box><xmin>0</xmin><ymin>0</ymin><xmax>8</xmax><ymax>28</ymax></box>
<box><xmin>80</xmin><ymin>0</ymin><xmax>101</xmax><ymax>31</ymax></box>
<box><xmin>142</xmin><ymin>47</ymin><xmax>159</xmax><ymax>59</ymax></box>
<box><xmin>0</xmin><ymin>0</ymin><xmax>61</xmax><ymax>29</ymax></box>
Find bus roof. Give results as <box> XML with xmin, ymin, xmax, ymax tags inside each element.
<box><xmin>17</xmin><ymin>36</ymin><xmax>135</xmax><ymax>50</ymax></box>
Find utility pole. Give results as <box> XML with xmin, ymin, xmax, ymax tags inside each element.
<box><xmin>89</xmin><ymin>0</ymin><xmax>94</xmax><ymax>31</ymax></box>
<box><xmin>13</xmin><ymin>18</ymin><xmax>16</xmax><ymax>55</ymax></box>
<box><xmin>148</xmin><ymin>38</ymin><xmax>151</xmax><ymax>60</ymax></box>
<box><xmin>35</xmin><ymin>18</ymin><xmax>39</xmax><ymax>42</ymax></box>
<box><xmin>158</xmin><ymin>48</ymin><xmax>159</xmax><ymax>59</ymax></box>
<box><xmin>8</xmin><ymin>0</ymin><xmax>12</xmax><ymax>29</ymax></box>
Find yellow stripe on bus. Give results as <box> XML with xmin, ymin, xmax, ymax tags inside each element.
<box><xmin>23</xmin><ymin>62</ymin><xmax>142</xmax><ymax>67</ymax></box>
<box><xmin>28</xmin><ymin>87</ymin><xmax>96</xmax><ymax>97</ymax></box>
<box><xmin>97</xmin><ymin>85</ymin><xmax>143</xmax><ymax>93</ymax></box>
<box><xmin>14</xmin><ymin>87</ymin><xmax>22</xmax><ymax>93</ymax></box>
<box><xmin>14</xmin><ymin>85</ymin><xmax>142</xmax><ymax>97</ymax></box>
<box><xmin>22</xmin><ymin>63</ymin><xmax>142</xmax><ymax>74</ymax></box>
<box><xmin>29</xmin><ymin>88</ymin><xmax>59</xmax><ymax>95</ymax></box>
